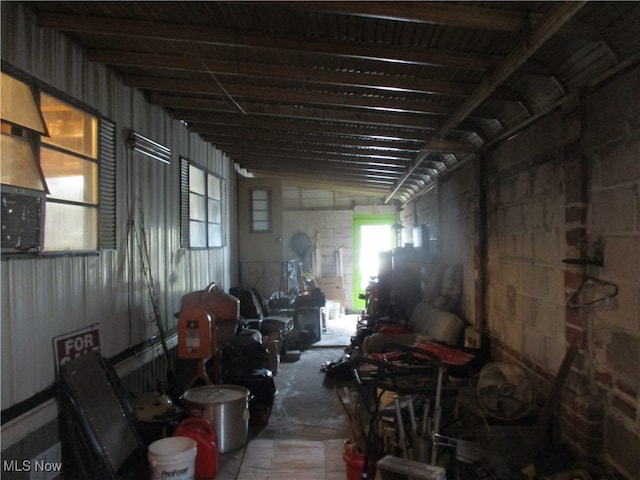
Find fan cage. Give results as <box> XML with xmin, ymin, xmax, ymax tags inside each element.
<box><xmin>434</xmin><ymin>425</ymin><xmax>536</xmax><ymax>467</ymax></box>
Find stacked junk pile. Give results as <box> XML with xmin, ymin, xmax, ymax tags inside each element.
<box><xmin>57</xmin><ymin>281</ymin><xmax>298</xmax><ymax>480</ymax></box>
<box><xmin>328</xmin><ymin>247</ymin><xmax>590</xmax><ymax>480</ymax></box>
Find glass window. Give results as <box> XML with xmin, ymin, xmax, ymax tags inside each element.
<box><xmin>40</xmin><ymin>148</ymin><xmax>98</xmax><ymax>204</ymax></box>
<box><xmin>38</xmin><ymin>95</ymin><xmax>99</xmax><ymax>252</ymax></box>
<box><xmin>251</xmin><ymin>188</ymin><xmax>271</xmax><ymax>232</ymax></box>
<box><xmin>1</xmin><ymin>72</ymin><xmax>112</xmax><ymax>255</ymax></box>
<box><xmin>182</xmin><ymin>158</ymin><xmax>226</xmax><ymax>248</ymax></box>
<box><xmin>44</xmin><ymin>202</ymin><xmax>98</xmax><ymax>251</ymax></box>
<box><xmin>40</xmin><ymin>93</ymin><xmax>97</xmax><ymax>159</ymax></box>
<box><xmin>189</xmin><ymin>164</ymin><xmax>206</xmax><ymax>195</ymax></box>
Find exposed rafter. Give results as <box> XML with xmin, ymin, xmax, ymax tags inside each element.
<box><xmin>27</xmin><ymin>1</ymin><xmax>638</xmax><ymax>202</ymax></box>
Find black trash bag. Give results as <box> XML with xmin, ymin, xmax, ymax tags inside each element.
<box><xmin>321</xmin><ymin>355</ymin><xmax>354</xmax><ymax>381</ymax></box>
<box><xmin>230</xmin><ymin>283</ymin><xmax>270</xmax><ymax>319</ymax></box>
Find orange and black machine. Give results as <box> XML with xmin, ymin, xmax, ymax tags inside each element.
<box><xmin>178</xmin><ymin>282</ymin><xmax>240</xmax><ymax>386</ymax></box>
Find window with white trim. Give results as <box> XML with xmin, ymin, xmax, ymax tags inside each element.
<box><xmin>250</xmin><ymin>188</ymin><xmax>272</xmax><ymax>233</ymax></box>
<box><xmin>1</xmin><ymin>70</ymin><xmax>116</xmax><ymax>254</ymax></box>
<box><xmin>181</xmin><ymin>157</ymin><xmax>226</xmax><ymax>248</ymax></box>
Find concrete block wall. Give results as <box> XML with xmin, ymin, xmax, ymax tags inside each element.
<box><xmin>438</xmin><ymin>162</ymin><xmax>484</xmax><ymax>323</ymax></box>
<box><xmin>283</xmin><ymin>210</ymin><xmax>354</xmax><ymax>310</ymax></box>
<box><xmin>486</xmin><ymin>110</ymin><xmax>569</xmax><ymax>376</ymax></box>
<box><xmin>579</xmin><ymin>66</ymin><xmax>640</xmax><ymax>478</ymax></box>
<box><xmin>404</xmin><ymin>64</ymin><xmax>639</xmax><ymax>478</ymax></box>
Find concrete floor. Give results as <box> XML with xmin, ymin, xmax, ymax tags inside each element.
<box><xmin>215</xmin><ymin>315</ymin><xmax>358</xmax><ymax>479</ymax></box>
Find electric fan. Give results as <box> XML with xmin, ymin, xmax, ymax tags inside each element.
<box><xmin>477</xmin><ymin>362</ymin><xmax>535</xmax><ymax>421</ymax></box>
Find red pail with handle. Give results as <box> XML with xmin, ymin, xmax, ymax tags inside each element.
<box><xmin>173</xmin><ymin>416</ymin><xmax>218</xmax><ymax>480</ymax></box>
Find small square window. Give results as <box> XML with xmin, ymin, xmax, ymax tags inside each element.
<box><xmin>250</xmin><ymin>188</ymin><xmax>271</xmax><ymax>233</ymax></box>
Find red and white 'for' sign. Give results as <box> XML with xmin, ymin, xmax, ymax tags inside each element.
<box><xmin>54</xmin><ymin>324</ymin><xmax>101</xmax><ymax>369</ymax></box>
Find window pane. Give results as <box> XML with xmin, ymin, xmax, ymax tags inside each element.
<box><xmin>40</xmin><ymin>94</ymin><xmax>97</xmax><ymax>159</ymax></box>
<box><xmin>208</xmin><ymin>224</ymin><xmax>222</xmax><ymax>247</ymax></box>
<box><xmin>189</xmin><ymin>220</ymin><xmax>206</xmax><ymax>248</ymax></box>
<box><xmin>208</xmin><ymin>174</ymin><xmax>221</xmax><ymax>200</ymax></box>
<box><xmin>1</xmin><ymin>133</ymin><xmax>48</xmax><ymax>191</ymax></box>
<box><xmin>41</xmin><ymin>147</ymin><xmax>98</xmax><ymax>204</ymax></box>
<box><xmin>189</xmin><ymin>193</ymin><xmax>206</xmax><ymax>221</ymax></box>
<box><xmin>252</xmin><ymin>189</ymin><xmax>268</xmax><ymax>200</ymax></box>
<box><xmin>189</xmin><ymin>165</ymin><xmax>205</xmax><ymax>195</ymax></box>
<box><xmin>252</xmin><ymin>199</ymin><xmax>269</xmax><ymax>211</ymax></box>
<box><xmin>250</xmin><ymin>188</ymin><xmax>270</xmax><ymax>232</ymax></box>
<box><xmin>253</xmin><ymin>221</ymin><xmax>269</xmax><ymax>231</ymax></box>
<box><xmin>43</xmin><ymin>202</ymin><xmax>97</xmax><ymax>251</ymax></box>
<box><xmin>253</xmin><ymin>211</ymin><xmax>269</xmax><ymax>222</ymax></box>
<box><xmin>208</xmin><ymin>198</ymin><xmax>221</xmax><ymax>223</ymax></box>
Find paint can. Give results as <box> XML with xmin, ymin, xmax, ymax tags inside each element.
<box><xmin>148</xmin><ymin>436</ymin><xmax>197</xmax><ymax>480</ymax></box>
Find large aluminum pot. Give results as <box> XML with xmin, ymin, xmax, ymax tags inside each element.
<box><xmin>182</xmin><ymin>385</ymin><xmax>251</xmax><ymax>453</ymax></box>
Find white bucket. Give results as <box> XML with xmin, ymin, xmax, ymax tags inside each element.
<box><xmin>148</xmin><ymin>436</ymin><xmax>197</xmax><ymax>480</ymax></box>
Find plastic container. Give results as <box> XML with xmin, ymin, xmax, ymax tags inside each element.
<box><xmin>173</xmin><ymin>417</ymin><xmax>218</xmax><ymax>480</ymax></box>
<box><xmin>148</xmin><ymin>436</ymin><xmax>197</xmax><ymax>480</ymax></box>
<box><xmin>343</xmin><ymin>442</ymin><xmax>377</xmax><ymax>480</ymax></box>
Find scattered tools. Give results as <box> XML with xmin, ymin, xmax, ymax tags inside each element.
<box><xmin>394</xmin><ymin>395</ymin><xmax>409</xmax><ymax>459</ymax></box>
<box><xmin>334</xmin><ymin>387</ymin><xmax>368</xmax><ymax>452</ymax></box>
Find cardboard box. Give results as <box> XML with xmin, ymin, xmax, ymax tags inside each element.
<box><xmin>316</xmin><ymin>276</ymin><xmax>346</xmax><ymax>303</ymax></box>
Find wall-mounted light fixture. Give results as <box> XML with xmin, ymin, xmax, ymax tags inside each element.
<box><xmin>126</xmin><ymin>131</ymin><xmax>171</xmax><ymax>165</ymax></box>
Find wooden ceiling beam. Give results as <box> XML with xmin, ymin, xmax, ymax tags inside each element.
<box><xmin>212</xmin><ymin>140</ymin><xmax>415</xmax><ymax>161</ymax></box>
<box><xmin>248</xmin><ymin>171</ymin><xmax>392</xmax><ymax>196</ymax></box>
<box><xmin>287</xmin><ymin>2</ymin><xmax>597</xmax><ymax>37</ymax></box>
<box><xmin>215</xmin><ymin>143</ymin><xmax>413</xmax><ymax>165</ymax></box>
<box><xmin>90</xmin><ymin>49</ymin><xmax>484</xmax><ymax>98</ymax></box>
<box><xmin>193</xmin><ymin>122</ymin><xmax>478</xmax><ymax>154</ymax></box>
<box><xmin>294</xmin><ymin>1</ymin><xmax>527</xmax><ymax>31</ymax></box>
<box><xmin>123</xmin><ymin>74</ymin><xmax>496</xmax><ymax>118</ymax></box>
<box><xmin>206</xmin><ymin>130</ymin><xmax>475</xmax><ymax>156</ymax></box>
<box><xmin>235</xmin><ymin>158</ymin><xmax>399</xmax><ymax>183</ymax></box>
<box><xmin>189</xmin><ymin>121</ymin><xmax>432</xmax><ymax>143</ymax></box>
<box><xmin>202</xmin><ymin>130</ymin><xmax>422</xmax><ymax>153</ymax></box>
<box><xmin>37</xmin><ymin>12</ymin><xmax>493</xmax><ymax>69</ymax></box>
<box><xmin>385</xmin><ymin>1</ymin><xmax>587</xmax><ymax>202</ymax></box>
<box><xmin>220</xmin><ymin>151</ymin><xmax>402</xmax><ymax>175</ymax></box>
<box><xmin>161</xmin><ymin>100</ymin><xmax>463</xmax><ymax>133</ymax></box>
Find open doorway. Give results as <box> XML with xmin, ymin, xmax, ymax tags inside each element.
<box><xmin>352</xmin><ymin>214</ymin><xmax>397</xmax><ymax>310</ymax></box>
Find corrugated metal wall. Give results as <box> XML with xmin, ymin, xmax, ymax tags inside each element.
<box><xmin>0</xmin><ymin>3</ymin><xmax>236</xmax><ymax>432</ymax></box>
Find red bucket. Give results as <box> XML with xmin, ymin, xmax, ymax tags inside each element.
<box><xmin>173</xmin><ymin>417</ymin><xmax>218</xmax><ymax>480</ymax></box>
<box><xmin>343</xmin><ymin>442</ymin><xmax>377</xmax><ymax>480</ymax></box>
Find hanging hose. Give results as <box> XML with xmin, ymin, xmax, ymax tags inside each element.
<box><xmin>134</xmin><ymin>199</ymin><xmax>177</xmax><ymax>389</ymax></box>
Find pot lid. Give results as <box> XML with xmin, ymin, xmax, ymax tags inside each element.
<box><xmin>184</xmin><ymin>385</ymin><xmax>249</xmax><ymax>403</ymax></box>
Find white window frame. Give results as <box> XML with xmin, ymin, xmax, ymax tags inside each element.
<box><xmin>181</xmin><ymin>157</ymin><xmax>226</xmax><ymax>248</ymax></box>
<box><xmin>0</xmin><ymin>69</ymin><xmax>116</xmax><ymax>255</ymax></box>
<box><xmin>250</xmin><ymin>188</ymin><xmax>272</xmax><ymax>233</ymax></box>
